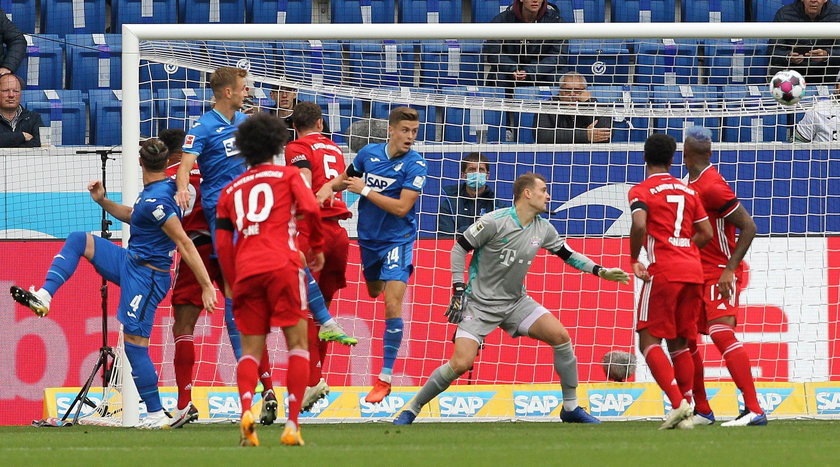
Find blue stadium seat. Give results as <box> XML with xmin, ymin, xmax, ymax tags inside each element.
<box><xmin>682</xmin><ymin>0</ymin><xmax>745</xmax><ymax>22</ymax></box>
<box><xmin>21</xmin><ymin>89</ymin><xmax>84</xmax><ymax>106</ymax></box>
<box><xmin>248</xmin><ymin>0</ymin><xmax>312</xmax><ymax>23</ymax></box>
<box><xmin>721</xmin><ymin>85</ymin><xmax>792</xmax><ymax>142</ymax></box>
<box><xmin>2</xmin><ymin>0</ymin><xmax>37</xmax><ymax>33</ymax></box>
<box><xmin>180</xmin><ymin>0</ymin><xmax>246</xmax><ymax>24</ymax></box>
<box><xmin>704</xmin><ymin>39</ymin><xmax>769</xmax><ymax>85</ymax></box>
<box><xmin>441</xmin><ymin>86</ymin><xmax>506</xmax><ymax>143</ymax></box>
<box><xmin>155</xmin><ymin>88</ymin><xmax>214</xmax><ymax>132</ymax></box>
<box><xmin>41</xmin><ymin>0</ymin><xmax>106</xmax><ymax>35</ymax></box>
<box><xmin>22</xmin><ymin>90</ymin><xmax>86</xmax><ymax>145</ymax></box>
<box><xmin>566</xmin><ymin>40</ymin><xmax>631</xmax><ymax>85</ymax></box>
<box><xmin>139</xmin><ymin>60</ymin><xmax>204</xmax><ymax>93</ymax></box>
<box><xmin>331</xmin><ymin>0</ymin><xmax>395</xmax><ymax>23</ymax></box>
<box><xmin>634</xmin><ymin>40</ymin><xmax>700</xmax><ymax>85</ymax></box>
<box><xmin>512</xmin><ymin>86</ymin><xmax>555</xmax><ymax>144</ymax></box>
<box><xmin>611</xmin><ymin>0</ymin><xmax>675</xmax><ymax>22</ymax></box>
<box><xmin>555</xmin><ymin>0</ymin><xmax>606</xmax><ymax>23</ymax></box>
<box><xmin>205</xmin><ymin>41</ymin><xmax>278</xmax><ymax>79</ymax></box>
<box><xmin>280</xmin><ymin>40</ymin><xmax>344</xmax><ymax>86</ymax></box>
<box><xmin>650</xmin><ymin>85</ymin><xmax>722</xmax><ymax>142</ymax></box>
<box><xmin>112</xmin><ymin>0</ymin><xmax>178</xmax><ymax>31</ymax></box>
<box><xmin>471</xmin><ymin>0</ymin><xmax>507</xmax><ymax>23</ymax></box>
<box><xmin>370</xmin><ymin>88</ymin><xmax>436</xmax><ymax>142</ymax></box>
<box><xmin>399</xmin><ymin>0</ymin><xmax>461</xmax><ymax>23</ymax></box>
<box><xmin>296</xmin><ymin>89</ymin><xmax>364</xmax><ymax>144</ymax></box>
<box><xmin>587</xmin><ymin>85</ymin><xmax>651</xmax><ymax>142</ymax></box>
<box><xmin>419</xmin><ymin>40</ymin><xmax>483</xmax><ymax>88</ymax></box>
<box><xmin>88</xmin><ymin>89</ymin><xmax>154</xmax><ymax>145</ymax></box>
<box><xmin>751</xmin><ymin>0</ymin><xmax>794</xmax><ymax>22</ymax></box>
<box><xmin>18</xmin><ymin>34</ymin><xmax>63</xmax><ymax>90</ymax></box>
<box><xmin>65</xmin><ymin>34</ymin><xmax>122</xmax><ymax>91</ymax></box>
<box><xmin>345</xmin><ymin>41</ymin><xmax>416</xmax><ymax>88</ymax></box>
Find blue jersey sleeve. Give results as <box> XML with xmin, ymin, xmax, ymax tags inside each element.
<box><xmin>351</xmin><ymin>151</ymin><xmax>366</xmax><ymax>174</ymax></box>
<box><xmin>402</xmin><ymin>155</ymin><xmax>427</xmax><ymax>192</ymax></box>
<box><xmin>182</xmin><ymin>122</ymin><xmax>206</xmax><ymax>156</ymax></box>
<box><xmin>140</xmin><ymin>196</ymin><xmax>180</xmax><ymax>228</ymax></box>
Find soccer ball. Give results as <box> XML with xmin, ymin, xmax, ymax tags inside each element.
<box><xmin>769</xmin><ymin>70</ymin><xmax>806</xmax><ymax>106</ymax></box>
<box><xmin>601</xmin><ymin>351</ymin><xmax>637</xmax><ymax>382</ymax></box>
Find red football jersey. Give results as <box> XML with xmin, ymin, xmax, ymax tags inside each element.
<box><xmin>215</xmin><ymin>164</ymin><xmax>323</xmax><ymax>284</ymax></box>
<box><xmin>688</xmin><ymin>165</ymin><xmax>743</xmax><ymax>280</ymax></box>
<box><xmin>628</xmin><ymin>173</ymin><xmax>708</xmax><ymax>283</ymax></box>
<box><xmin>166</xmin><ymin>158</ymin><xmax>209</xmax><ymax>236</ymax></box>
<box><xmin>284</xmin><ymin>133</ymin><xmax>351</xmax><ymax>220</ymax></box>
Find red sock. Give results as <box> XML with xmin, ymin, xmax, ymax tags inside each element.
<box><xmin>307</xmin><ymin>320</ymin><xmax>322</xmax><ymax>386</ymax></box>
<box><xmin>644</xmin><ymin>345</ymin><xmax>683</xmax><ymax>408</ymax></box>
<box><xmin>286</xmin><ymin>349</ymin><xmax>310</xmax><ymax>429</ymax></box>
<box><xmin>710</xmin><ymin>323</ymin><xmax>762</xmax><ymax>414</ymax></box>
<box><xmin>258</xmin><ymin>347</ymin><xmax>273</xmax><ymax>392</ymax></box>
<box><xmin>689</xmin><ymin>339</ymin><xmax>712</xmax><ymax>414</ymax></box>
<box><xmin>669</xmin><ymin>348</ymin><xmax>694</xmax><ymax>403</ymax></box>
<box><xmin>173</xmin><ymin>333</ymin><xmax>195</xmax><ymax>410</ymax></box>
<box><xmin>236</xmin><ymin>355</ymin><xmax>260</xmax><ymax>415</ymax></box>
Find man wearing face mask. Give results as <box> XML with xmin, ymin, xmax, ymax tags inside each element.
<box><xmin>438</xmin><ymin>153</ymin><xmax>506</xmax><ymax>236</ymax></box>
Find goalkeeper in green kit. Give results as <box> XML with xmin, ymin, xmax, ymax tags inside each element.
<box><xmin>395</xmin><ymin>172</ymin><xmax>630</xmax><ymax>425</ymax></box>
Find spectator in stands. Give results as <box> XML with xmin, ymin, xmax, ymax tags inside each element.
<box><xmin>348</xmin><ymin>118</ymin><xmax>388</xmax><ymax>153</ymax></box>
<box><xmin>0</xmin><ymin>74</ymin><xmax>42</xmax><ymax>148</ymax></box>
<box><xmin>768</xmin><ymin>0</ymin><xmax>840</xmax><ymax>84</ymax></box>
<box><xmin>438</xmin><ymin>152</ymin><xmax>506</xmax><ymax>236</ymax></box>
<box><xmin>0</xmin><ymin>12</ymin><xmax>25</xmax><ymax>75</ymax></box>
<box><xmin>269</xmin><ymin>84</ymin><xmax>330</xmax><ymax>140</ymax></box>
<box><xmin>794</xmin><ymin>82</ymin><xmax>840</xmax><ymax>141</ymax></box>
<box><xmin>536</xmin><ymin>72</ymin><xmax>611</xmax><ymax>144</ymax></box>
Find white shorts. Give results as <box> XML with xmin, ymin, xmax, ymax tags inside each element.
<box><xmin>456</xmin><ymin>295</ymin><xmax>550</xmax><ymax>344</ymax></box>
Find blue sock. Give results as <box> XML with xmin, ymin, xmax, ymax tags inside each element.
<box><xmin>124</xmin><ymin>341</ymin><xmax>163</xmax><ymax>413</ymax></box>
<box><xmin>224</xmin><ymin>297</ymin><xmax>242</xmax><ymax>361</ymax></box>
<box><xmin>306</xmin><ymin>268</ymin><xmax>333</xmax><ymax>326</ymax></box>
<box><xmin>382</xmin><ymin>317</ymin><xmax>404</xmax><ymax>375</ymax></box>
<box><xmin>43</xmin><ymin>231</ymin><xmax>86</xmax><ymax>296</ymax></box>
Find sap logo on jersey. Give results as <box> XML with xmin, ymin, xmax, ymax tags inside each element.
<box><xmin>208</xmin><ymin>392</ymin><xmax>242</xmax><ymax>418</ymax></box>
<box><xmin>298</xmin><ymin>392</ymin><xmax>339</xmax><ymax>418</ymax></box>
<box><xmin>223</xmin><ymin>136</ymin><xmax>240</xmax><ymax>157</ymax></box>
<box><xmin>513</xmin><ymin>391</ymin><xmax>561</xmax><ymax>416</ymax></box>
<box><xmin>815</xmin><ymin>388</ymin><xmax>840</xmax><ymax>414</ymax></box>
<box><xmin>438</xmin><ymin>392</ymin><xmax>495</xmax><ymax>417</ymax></box>
<box><xmin>739</xmin><ymin>388</ymin><xmax>794</xmax><ymax>413</ymax></box>
<box><xmin>364</xmin><ymin>173</ymin><xmax>396</xmax><ymax>192</ymax></box>
<box><xmin>663</xmin><ymin>388</ymin><xmax>720</xmax><ymax>411</ymax></box>
<box><xmin>359</xmin><ymin>393</ymin><xmax>415</xmax><ymax>417</ymax></box>
<box><xmin>588</xmin><ymin>389</ymin><xmax>645</xmax><ymax>416</ymax></box>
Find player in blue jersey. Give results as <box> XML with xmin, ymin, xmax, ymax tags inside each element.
<box><xmin>10</xmin><ymin>139</ymin><xmax>218</xmax><ymax>429</ymax></box>
<box><xmin>318</xmin><ymin>107</ymin><xmax>427</xmax><ymax>403</ymax></box>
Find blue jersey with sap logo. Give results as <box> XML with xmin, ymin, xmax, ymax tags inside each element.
<box><xmin>128</xmin><ymin>178</ymin><xmax>180</xmax><ymax>270</ymax></box>
<box><xmin>182</xmin><ymin>109</ymin><xmax>248</xmax><ymax>214</ymax></box>
<box><xmin>351</xmin><ymin>143</ymin><xmax>427</xmax><ymax>243</ymax></box>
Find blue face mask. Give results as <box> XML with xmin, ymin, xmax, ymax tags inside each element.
<box><xmin>466</xmin><ymin>172</ymin><xmax>487</xmax><ymax>189</ymax></box>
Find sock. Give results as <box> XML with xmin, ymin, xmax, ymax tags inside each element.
<box><xmin>408</xmin><ymin>363</ymin><xmax>460</xmax><ymax>414</ymax></box>
<box><xmin>710</xmin><ymin>323</ymin><xmax>762</xmax><ymax>414</ymax></box>
<box><xmin>689</xmin><ymin>339</ymin><xmax>712</xmax><ymax>414</ymax></box>
<box><xmin>173</xmin><ymin>333</ymin><xmax>195</xmax><ymax>410</ymax></box>
<box><xmin>552</xmin><ymin>341</ymin><xmax>579</xmax><ymax>411</ymax></box>
<box><xmin>669</xmin><ymin>348</ymin><xmax>694</xmax><ymax>403</ymax></box>
<box><xmin>236</xmin><ymin>355</ymin><xmax>260</xmax><ymax>415</ymax></box>
<box><xmin>258</xmin><ymin>347</ymin><xmax>273</xmax><ymax>393</ymax></box>
<box><xmin>124</xmin><ymin>341</ymin><xmax>163</xmax><ymax>413</ymax></box>
<box><xmin>306</xmin><ymin>268</ymin><xmax>333</xmax><ymax>326</ymax></box>
<box><xmin>42</xmin><ymin>231</ymin><xmax>86</xmax><ymax>296</ymax></box>
<box><xmin>286</xmin><ymin>349</ymin><xmax>310</xmax><ymax>429</ymax></box>
<box><xmin>224</xmin><ymin>298</ymin><xmax>242</xmax><ymax>361</ymax></box>
<box><xmin>643</xmin><ymin>344</ymin><xmax>683</xmax><ymax>408</ymax></box>
<box><xmin>307</xmin><ymin>320</ymin><xmax>323</xmax><ymax>386</ymax></box>
<box><xmin>381</xmin><ymin>317</ymin><xmax>404</xmax><ymax>377</ymax></box>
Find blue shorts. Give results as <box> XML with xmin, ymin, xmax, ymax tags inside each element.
<box><xmin>359</xmin><ymin>241</ymin><xmax>414</xmax><ymax>283</ymax></box>
<box><xmin>91</xmin><ymin>236</ymin><xmax>172</xmax><ymax>338</ymax></box>
<box><xmin>203</xmin><ymin>204</ymin><xmax>219</xmax><ymax>258</ymax></box>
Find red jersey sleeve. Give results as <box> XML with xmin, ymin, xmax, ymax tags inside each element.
<box><xmin>705</xmin><ymin>177</ymin><xmax>740</xmax><ymax>218</ymax></box>
<box><xmin>628</xmin><ymin>185</ymin><xmax>648</xmax><ymax>213</ymax></box>
<box><xmin>692</xmin><ymin>191</ymin><xmax>709</xmax><ymax>224</ymax></box>
<box><xmin>290</xmin><ymin>170</ymin><xmax>324</xmax><ymax>254</ymax></box>
<box><xmin>284</xmin><ymin>140</ymin><xmax>312</xmax><ymax>170</ymax></box>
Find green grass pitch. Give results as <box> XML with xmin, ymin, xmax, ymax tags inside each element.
<box><xmin>2</xmin><ymin>421</ymin><xmax>838</xmax><ymax>465</ymax></box>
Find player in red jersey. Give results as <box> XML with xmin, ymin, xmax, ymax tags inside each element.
<box><xmin>682</xmin><ymin>126</ymin><xmax>766</xmax><ymax>427</ymax></box>
<box><xmin>215</xmin><ymin>113</ymin><xmax>324</xmax><ymax>447</ymax></box>
<box><xmin>628</xmin><ymin>133</ymin><xmax>712</xmax><ymax>430</ymax></box>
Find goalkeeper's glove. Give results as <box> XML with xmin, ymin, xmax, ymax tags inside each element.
<box><xmin>444</xmin><ymin>282</ymin><xmax>466</xmax><ymax>324</ymax></box>
<box><xmin>598</xmin><ymin>267</ymin><xmax>631</xmax><ymax>285</ymax></box>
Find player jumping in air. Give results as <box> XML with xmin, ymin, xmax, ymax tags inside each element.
<box><xmin>394</xmin><ymin>172</ymin><xmax>630</xmax><ymax>425</ymax></box>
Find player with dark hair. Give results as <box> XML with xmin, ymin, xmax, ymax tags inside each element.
<box><xmin>215</xmin><ymin>112</ymin><xmax>323</xmax><ymax>447</ymax></box>
<box><xmin>10</xmin><ymin>139</ymin><xmax>218</xmax><ymax>429</ymax></box>
<box><xmin>628</xmin><ymin>133</ymin><xmax>713</xmax><ymax>430</ymax></box>
<box><xmin>394</xmin><ymin>172</ymin><xmax>628</xmax><ymax>425</ymax></box>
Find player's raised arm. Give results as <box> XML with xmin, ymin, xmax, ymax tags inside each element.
<box><xmin>88</xmin><ymin>180</ymin><xmax>132</xmax><ymax>223</ymax></box>
<box><xmin>175</xmin><ymin>151</ymin><xmax>199</xmax><ymax>210</ymax></box>
<box><xmin>162</xmin><ymin>216</ymin><xmax>218</xmax><ymax>313</ymax></box>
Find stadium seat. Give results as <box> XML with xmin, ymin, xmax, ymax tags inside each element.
<box><xmin>88</xmin><ymin>89</ymin><xmax>154</xmax><ymax>145</ymax></box>
<box><xmin>370</xmin><ymin>88</ymin><xmax>436</xmax><ymax>142</ymax></box>
<box><xmin>112</xmin><ymin>0</ymin><xmax>178</xmax><ymax>31</ymax></box>
<box><xmin>3</xmin><ymin>0</ymin><xmax>37</xmax><ymax>34</ymax></box>
<box><xmin>566</xmin><ymin>40</ymin><xmax>631</xmax><ymax>85</ymax></box>
<box><xmin>205</xmin><ymin>41</ymin><xmax>278</xmax><ymax>80</ymax></box>
<box><xmin>65</xmin><ymin>34</ymin><xmax>122</xmax><ymax>91</ymax></box>
<box><xmin>330</xmin><ymin>0</ymin><xmax>395</xmax><ymax>23</ymax></box>
<box><xmin>634</xmin><ymin>40</ymin><xmax>701</xmax><ymax>85</ymax></box>
<box><xmin>21</xmin><ymin>89</ymin><xmax>84</xmax><ymax>106</ymax></box>
<box><xmin>22</xmin><ymin>90</ymin><xmax>86</xmax><ymax>145</ymax></box>
<box><xmin>704</xmin><ymin>39</ymin><xmax>770</xmax><ymax>85</ymax></box>
<box><xmin>419</xmin><ymin>40</ymin><xmax>484</xmax><ymax>89</ymax></box>
<box><xmin>512</xmin><ymin>86</ymin><xmax>555</xmax><ymax>144</ymax></box>
<box><xmin>248</xmin><ymin>0</ymin><xmax>312</xmax><ymax>23</ymax></box>
<box><xmin>611</xmin><ymin>0</ymin><xmax>675</xmax><ymax>22</ymax></box>
<box><xmin>180</xmin><ymin>0</ymin><xmax>246</xmax><ymax>24</ymax></box>
<box><xmin>471</xmin><ymin>0</ymin><xmax>507</xmax><ymax>23</ymax></box>
<box><xmin>587</xmin><ymin>85</ymin><xmax>651</xmax><ymax>142</ymax></box>
<box><xmin>682</xmin><ymin>0</ymin><xmax>745</xmax><ymax>22</ymax></box>
<box><xmin>139</xmin><ymin>60</ymin><xmax>204</xmax><ymax>93</ymax></box>
<box><xmin>751</xmin><ymin>0</ymin><xmax>794</xmax><ymax>22</ymax></box>
<box><xmin>345</xmin><ymin>41</ymin><xmax>416</xmax><ymax>88</ymax></box>
<box><xmin>554</xmin><ymin>0</ymin><xmax>606</xmax><ymax>23</ymax></box>
<box><xmin>441</xmin><ymin>86</ymin><xmax>506</xmax><ymax>143</ymax></box>
<box><xmin>155</xmin><ymin>88</ymin><xmax>215</xmax><ymax>133</ymax></box>
<box><xmin>399</xmin><ymin>0</ymin><xmax>461</xmax><ymax>23</ymax></box>
<box><xmin>721</xmin><ymin>85</ymin><xmax>792</xmax><ymax>142</ymax></box>
<box><xmin>296</xmin><ymin>89</ymin><xmax>364</xmax><ymax>144</ymax></box>
<box><xmin>650</xmin><ymin>85</ymin><xmax>722</xmax><ymax>142</ymax></box>
<box><xmin>280</xmin><ymin>40</ymin><xmax>344</xmax><ymax>86</ymax></box>
<box><xmin>18</xmin><ymin>34</ymin><xmax>64</xmax><ymax>90</ymax></box>
<box><xmin>41</xmin><ymin>0</ymin><xmax>106</xmax><ymax>35</ymax></box>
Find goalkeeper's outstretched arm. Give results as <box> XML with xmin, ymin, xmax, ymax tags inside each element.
<box><xmin>551</xmin><ymin>243</ymin><xmax>630</xmax><ymax>284</ymax></box>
